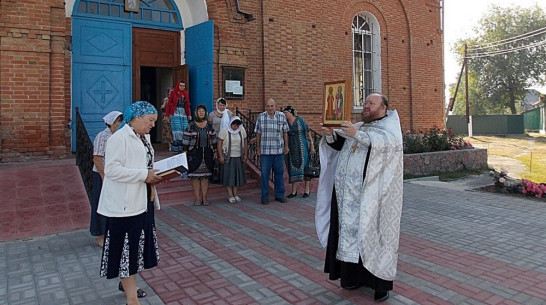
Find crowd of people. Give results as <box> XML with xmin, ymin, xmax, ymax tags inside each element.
<box><xmin>90</xmin><ymin>86</ymin><xmax>402</xmax><ymax>303</ymax></box>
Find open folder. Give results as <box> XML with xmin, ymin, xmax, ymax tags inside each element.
<box><xmin>152</xmin><ymin>152</ymin><xmax>188</xmax><ymax>184</ymax></box>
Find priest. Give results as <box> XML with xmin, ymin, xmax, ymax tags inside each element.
<box><xmin>315</xmin><ymin>93</ymin><xmax>403</xmax><ymax>302</ymax></box>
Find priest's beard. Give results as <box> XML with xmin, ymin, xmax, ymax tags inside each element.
<box><xmin>361</xmin><ymin>108</ymin><xmax>386</xmax><ymax>123</ymax></box>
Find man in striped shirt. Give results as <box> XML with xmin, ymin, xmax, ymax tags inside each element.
<box><xmin>254</xmin><ymin>98</ymin><xmax>290</xmax><ymax>205</ymax></box>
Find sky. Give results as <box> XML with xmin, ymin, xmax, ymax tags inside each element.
<box><xmin>443</xmin><ymin>0</ymin><xmax>546</xmax><ymax>101</ymax></box>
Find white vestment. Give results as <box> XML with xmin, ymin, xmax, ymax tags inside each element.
<box><xmin>315</xmin><ymin>110</ymin><xmax>403</xmax><ymax>281</ymax></box>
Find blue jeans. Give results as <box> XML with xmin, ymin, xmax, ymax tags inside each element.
<box><xmin>260</xmin><ymin>154</ymin><xmax>285</xmax><ymax>199</ymax></box>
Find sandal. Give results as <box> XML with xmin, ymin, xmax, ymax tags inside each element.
<box><xmin>228</xmin><ymin>197</ymin><xmax>236</xmax><ymax>203</ymax></box>
<box><xmin>234</xmin><ymin>196</ymin><xmax>242</xmax><ymax>202</ymax></box>
<box><xmin>202</xmin><ymin>200</ymin><xmax>211</xmax><ymax>206</ymax></box>
<box><xmin>194</xmin><ymin>201</ymin><xmax>202</xmax><ymax>206</ymax></box>
<box><xmin>118</xmin><ymin>282</ymin><xmax>147</xmax><ymax>298</ymax></box>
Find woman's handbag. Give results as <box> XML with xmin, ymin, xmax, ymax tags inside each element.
<box><xmin>210</xmin><ymin>159</ymin><xmax>222</xmax><ymax>184</ymax></box>
<box><xmin>304</xmin><ymin>153</ymin><xmax>320</xmax><ymax>179</ymax></box>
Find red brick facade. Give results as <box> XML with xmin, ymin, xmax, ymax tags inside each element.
<box><xmin>210</xmin><ymin>0</ymin><xmax>445</xmax><ymax>132</ymax></box>
<box><xmin>0</xmin><ymin>0</ymin><xmax>71</xmax><ymax>161</ymax></box>
<box><xmin>0</xmin><ymin>0</ymin><xmax>444</xmax><ymax>162</ymax></box>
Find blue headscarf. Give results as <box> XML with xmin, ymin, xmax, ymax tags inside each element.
<box><xmin>119</xmin><ymin>101</ymin><xmax>157</xmax><ymax>130</ymax></box>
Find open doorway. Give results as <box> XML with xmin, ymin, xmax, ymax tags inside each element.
<box><xmin>140</xmin><ymin>66</ymin><xmax>173</xmax><ymax>143</ymax></box>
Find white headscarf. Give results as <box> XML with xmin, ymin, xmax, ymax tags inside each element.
<box><xmin>216</xmin><ymin>98</ymin><xmax>231</xmax><ymax>131</ymax></box>
<box><xmin>227</xmin><ymin>116</ymin><xmax>243</xmax><ymax>134</ymax></box>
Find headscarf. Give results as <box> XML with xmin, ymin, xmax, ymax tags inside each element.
<box><xmin>173</xmin><ymin>79</ymin><xmax>187</xmax><ymax>96</ymax></box>
<box><xmin>119</xmin><ymin>101</ymin><xmax>158</xmax><ymax>130</ymax></box>
<box><xmin>194</xmin><ymin>104</ymin><xmax>208</xmax><ymax>123</ymax></box>
<box><xmin>216</xmin><ymin>97</ymin><xmax>231</xmax><ymax>131</ymax></box>
<box><xmin>283</xmin><ymin>105</ymin><xmax>297</xmax><ymax>116</ymax></box>
<box><xmin>227</xmin><ymin>116</ymin><xmax>243</xmax><ymax>134</ymax></box>
<box><xmin>103</xmin><ymin>111</ymin><xmax>123</xmax><ymax>126</ymax></box>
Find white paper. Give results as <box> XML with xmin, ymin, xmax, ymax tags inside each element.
<box><xmin>154</xmin><ymin>152</ymin><xmax>188</xmax><ymax>174</ymax></box>
<box><xmin>232</xmin><ymin>85</ymin><xmax>243</xmax><ymax>95</ymax></box>
<box><xmin>225</xmin><ymin>80</ymin><xmax>240</xmax><ymax>93</ymax></box>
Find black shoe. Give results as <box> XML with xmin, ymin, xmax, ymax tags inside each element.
<box><xmin>275</xmin><ymin>197</ymin><xmax>288</xmax><ymax>203</ymax></box>
<box><xmin>302</xmin><ymin>192</ymin><xmax>310</xmax><ymax>198</ymax></box>
<box><xmin>341</xmin><ymin>283</ymin><xmax>363</xmax><ymax>290</ymax></box>
<box><xmin>119</xmin><ymin>282</ymin><xmax>147</xmax><ymax>298</ymax></box>
<box><xmin>374</xmin><ymin>291</ymin><xmax>389</xmax><ymax>302</ymax></box>
<box><xmin>287</xmin><ymin>192</ymin><xmax>298</xmax><ymax>198</ymax></box>
<box><xmin>261</xmin><ymin>198</ymin><xmax>269</xmax><ymax>205</ymax></box>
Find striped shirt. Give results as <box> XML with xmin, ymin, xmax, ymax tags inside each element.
<box><xmin>254</xmin><ymin>111</ymin><xmax>289</xmax><ymax>155</ymax></box>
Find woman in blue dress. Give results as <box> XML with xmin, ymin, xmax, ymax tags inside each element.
<box><xmin>283</xmin><ymin>105</ymin><xmax>316</xmax><ymax>198</ymax></box>
<box><xmin>165</xmin><ymin>80</ymin><xmax>191</xmax><ymax>152</ymax></box>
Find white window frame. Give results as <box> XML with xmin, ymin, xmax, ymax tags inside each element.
<box><xmin>352</xmin><ymin>12</ymin><xmax>381</xmax><ymax>109</ymax></box>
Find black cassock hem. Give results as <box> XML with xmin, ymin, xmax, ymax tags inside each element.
<box><xmin>324</xmin><ymin>187</ymin><xmax>393</xmax><ymax>292</ymax></box>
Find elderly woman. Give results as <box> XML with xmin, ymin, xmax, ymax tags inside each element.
<box><xmin>183</xmin><ymin>104</ymin><xmax>217</xmax><ymax>206</ymax></box>
<box><xmin>283</xmin><ymin>105</ymin><xmax>316</xmax><ymax>198</ymax></box>
<box><xmin>97</xmin><ymin>101</ymin><xmax>162</xmax><ymax>305</ymax></box>
<box><xmin>217</xmin><ymin>116</ymin><xmax>248</xmax><ymax>203</ymax></box>
<box><xmin>90</xmin><ymin>110</ymin><xmax>123</xmax><ymax>248</ymax></box>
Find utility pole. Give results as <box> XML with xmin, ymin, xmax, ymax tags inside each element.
<box><xmin>464</xmin><ymin>43</ymin><xmax>473</xmax><ymax>137</ymax></box>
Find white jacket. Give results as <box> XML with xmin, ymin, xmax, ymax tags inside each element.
<box><xmin>97</xmin><ymin>124</ymin><xmax>160</xmax><ymax>217</ymax></box>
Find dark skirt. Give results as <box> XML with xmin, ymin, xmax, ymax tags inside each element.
<box><xmin>90</xmin><ymin>172</ymin><xmax>107</xmax><ymax>236</ymax></box>
<box><xmin>324</xmin><ymin>188</ymin><xmax>393</xmax><ymax>292</ymax></box>
<box><xmin>221</xmin><ymin>157</ymin><xmax>247</xmax><ymax>187</ymax></box>
<box><xmin>100</xmin><ymin>187</ymin><xmax>159</xmax><ymax>279</ymax></box>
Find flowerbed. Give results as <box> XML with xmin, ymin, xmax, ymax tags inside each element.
<box><xmin>485</xmin><ymin>168</ymin><xmax>546</xmax><ymax>201</ymax></box>
<box><xmin>403</xmin><ymin>126</ymin><xmax>473</xmax><ymax>154</ymax></box>
<box><xmin>404</xmin><ymin>148</ymin><xmax>487</xmax><ymax>176</ymax></box>
<box><xmin>403</xmin><ymin>127</ymin><xmax>486</xmax><ymax>176</ymax></box>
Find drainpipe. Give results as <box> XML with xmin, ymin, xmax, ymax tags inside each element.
<box><xmin>261</xmin><ymin>0</ymin><xmax>265</xmax><ymax>108</ymax></box>
<box><xmin>235</xmin><ymin>0</ymin><xmax>255</xmax><ymax>22</ymax></box>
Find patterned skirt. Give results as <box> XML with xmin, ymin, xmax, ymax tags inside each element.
<box><xmin>100</xmin><ymin>199</ymin><xmax>159</xmax><ymax>279</ymax></box>
<box><xmin>188</xmin><ymin>159</ymin><xmax>212</xmax><ymax>180</ymax></box>
<box><xmin>170</xmin><ymin>107</ymin><xmax>188</xmax><ymax>152</ymax></box>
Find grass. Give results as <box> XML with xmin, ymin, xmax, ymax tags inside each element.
<box><xmin>464</xmin><ymin>132</ymin><xmax>546</xmax><ymax>183</ymax></box>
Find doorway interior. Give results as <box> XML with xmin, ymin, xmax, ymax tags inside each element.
<box><xmin>140</xmin><ymin>66</ymin><xmax>173</xmax><ymax>143</ymax></box>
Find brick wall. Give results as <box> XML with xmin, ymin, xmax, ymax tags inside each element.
<box><xmin>0</xmin><ymin>0</ymin><xmax>70</xmax><ymax>162</ymax></box>
<box><xmin>208</xmin><ymin>0</ymin><xmax>445</xmax><ymax>132</ymax></box>
<box><xmin>0</xmin><ymin>0</ymin><xmax>445</xmax><ymax>162</ymax></box>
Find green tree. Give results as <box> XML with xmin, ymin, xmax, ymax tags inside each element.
<box><xmin>450</xmin><ymin>5</ymin><xmax>546</xmax><ymax>115</ymax></box>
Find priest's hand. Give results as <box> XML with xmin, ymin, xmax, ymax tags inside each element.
<box><xmin>340</xmin><ymin>121</ymin><xmax>357</xmax><ymax>138</ymax></box>
<box><xmin>320</xmin><ymin>123</ymin><xmax>334</xmax><ymax>136</ymax></box>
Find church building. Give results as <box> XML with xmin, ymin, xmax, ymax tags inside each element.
<box><xmin>0</xmin><ymin>0</ymin><xmax>445</xmax><ymax>162</ymax></box>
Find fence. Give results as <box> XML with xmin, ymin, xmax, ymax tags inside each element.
<box><xmin>447</xmin><ymin>115</ymin><xmax>524</xmax><ymax>135</ymax></box>
<box><xmin>523</xmin><ymin>105</ymin><xmax>545</xmax><ymax>132</ymax></box>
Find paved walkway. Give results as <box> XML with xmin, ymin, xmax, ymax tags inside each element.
<box><xmin>2</xmin><ymin>158</ymin><xmax>546</xmax><ymax>304</ymax></box>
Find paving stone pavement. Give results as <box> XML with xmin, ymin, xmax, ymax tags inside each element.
<box><xmin>2</xmin><ymin>175</ymin><xmax>546</xmax><ymax>304</ymax></box>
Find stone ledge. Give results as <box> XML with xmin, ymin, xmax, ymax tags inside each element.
<box><xmin>404</xmin><ymin>148</ymin><xmax>488</xmax><ymax>176</ymax></box>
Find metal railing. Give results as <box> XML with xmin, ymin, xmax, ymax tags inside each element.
<box><xmin>75</xmin><ymin>107</ymin><xmax>94</xmax><ymax>201</ymax></box>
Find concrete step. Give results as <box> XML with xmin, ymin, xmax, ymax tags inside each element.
<box><xmin>155</xmin><ymin>172</ymin><xmax>259</xmax><ymax>204</ymax></box>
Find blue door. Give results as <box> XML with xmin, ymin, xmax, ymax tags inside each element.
<box><xmin>185</xmin><ymin>20</ymin><xmax>214</xmax><ymax>114</ymax></box>
<box><xmin>72</xmin><ymin>17</ymin><xmax>132</xmax><ymax>151</ymax></box>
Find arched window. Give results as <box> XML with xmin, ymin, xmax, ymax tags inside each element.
<box><xmin>352</xmin><ymin>12</ymin><xmax>381</xmax><ymax>108</ymax></box>
<box><xmin>74</xmin><ymin>0</ymin><xmax>182</xmax><ymax>30</ymax></box>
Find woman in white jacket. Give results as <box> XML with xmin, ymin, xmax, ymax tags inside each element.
<box><xmin>97</xmin><ymin>101</ymin><xmax>162</xmax><ymax>305</ymax></box>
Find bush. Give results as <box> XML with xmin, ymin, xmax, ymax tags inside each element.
<box><xmin>403</xmin><ymin>126</ymin><xmax>472</xmax><ymax>154</ymax></box>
